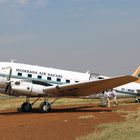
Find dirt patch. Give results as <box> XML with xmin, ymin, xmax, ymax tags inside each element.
<box><xmin>0</xmin><ymin>103</ymin><xmax>139</xmax><ymax>140</ymax></box>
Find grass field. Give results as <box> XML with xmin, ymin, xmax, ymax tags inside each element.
<box><xmin>0</xmin><ymin>94</ymin><xmax>135</xmax><ymax>111</ymax></box>
<box><xmin>0</xmin><ymin>96</ymin><xmax>100</xmax><ymax>110</ymax></box>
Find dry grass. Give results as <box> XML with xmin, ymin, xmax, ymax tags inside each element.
<box><xmin>55</xmin><ymin>98</ymin><xmax>99</xmax><ymax>105</ymax></box>
<box><xmin>0</xmin><ymin>95</ymin><xmax>136</xmax><ymax>111</ymax></box>
<box><xmin>77</xmin><ymin>107</ymin><xmax>140</xmax><ymax>140</ymax></box>
<box><xmin>0</xmin><ymin>97</ymin><xmax>99</xmax><ymax>110</ymax></box>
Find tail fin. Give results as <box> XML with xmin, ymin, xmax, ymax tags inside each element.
<box><xmin>132</xmin><ymin>66</ymin><xmax>140</xmax><ymax>83</ymax></box>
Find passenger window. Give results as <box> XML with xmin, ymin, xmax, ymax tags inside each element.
<box><xmin>75</xmin><ymin>81</ymin><xmax>79</xmax><ymax>83</ymax></box>
<box><xmin>128</xmin><ymin>89</ymin><xmax>134</xmax><ymax>92</ymax></box>
<box><xmin>47</xmin><ymin>77</ymin><xmax>52</xmax><ymax>81</ymax></box>
<box><xmin>57</xmin><ymin>78</ymin><xmax>61</xmax><ymax>82</ymax></box>
<box><xmin>28</xmin><ymin>74</ymin><xmax>32</xmax><ymax>78</ymax></box>
<box><xmin>18</xmin><ymin>73</ymin><xmax>22</xmax><ymax>76</ymax></box>
<box><xmin>38</xmin><ymin>75</ymin><xmax>42</xmax><ymax>79</ymax></box>
<box><xmin>66</xmin><ymin>80</ymin><xmax>70</xmax><ymax>83</ymax></box>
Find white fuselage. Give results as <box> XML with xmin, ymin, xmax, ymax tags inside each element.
<box><xmin>114</xmin><ymin>82</ymin><xmax>140</xmax><ymax>98</ymax></box>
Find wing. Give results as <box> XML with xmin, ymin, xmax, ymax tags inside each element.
<box><xmin>43</xmin><ymin>75</ymin><xmax>137</xmax><ymax>97</ymax></box>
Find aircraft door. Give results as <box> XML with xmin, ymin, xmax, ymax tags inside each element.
<box><xmin>0</xmin><ymin>67</ymin><xmax>12</xmax><ymax>89</ymax></box>
<box><xmin>1</xmin><ymin>66</ymin><xmax>12</xmax><ymax>81</ymax></box>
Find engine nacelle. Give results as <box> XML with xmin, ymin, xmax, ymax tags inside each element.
<box><xmin>12</xmin><ymin>81</ymin><xmax>45</xmax><ymax>97</ymax></box>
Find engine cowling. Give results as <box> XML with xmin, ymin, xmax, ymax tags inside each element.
<box><xmin>11</xmin><ymin>81</ymin><xmax>45</xmax><ymax>97</ymax></box>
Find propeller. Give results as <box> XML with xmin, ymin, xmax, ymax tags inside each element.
<box><xmin>5</xmin><ymin>67</ymin><xmax>12</xmax><ymax>94</ymax></box>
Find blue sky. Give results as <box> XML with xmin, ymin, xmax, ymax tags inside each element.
<box><xmin>0</xmin><ymin>0</ymin><xmax>140</xmax><ymax>76</ymax></box>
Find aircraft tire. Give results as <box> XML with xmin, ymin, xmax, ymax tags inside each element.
<box><xmin>21</xmin><ymin>102</ymin><xmax>32</xmax><ymax>112</ymax></box>
<box><xmin>40</xmin><ymin>102</ymin><xmax>51</xmax><ymax>113</ymax></box>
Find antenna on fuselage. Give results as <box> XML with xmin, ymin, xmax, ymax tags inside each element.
<box><xmin>10</xmin><ymin>59</ymin><xmax>16</xmax><ymax>63</ymax></box>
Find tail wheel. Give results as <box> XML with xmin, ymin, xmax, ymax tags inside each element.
<box><xmin>21</xmin><ymin>102</ymin><xmax>32</xmax><ymax>112</ymax></box>
<box><xmin>40</xmin><ymin>102</ymin><xmax>51</xmax><ymax>113</ymax></box>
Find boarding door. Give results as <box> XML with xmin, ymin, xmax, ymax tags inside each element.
<box><xmin>1</xmin><ymin>67</ymin><xmax>12</xmax><ymax>81</ymax></box>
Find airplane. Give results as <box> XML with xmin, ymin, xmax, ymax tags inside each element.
<box><xmin>115</xmin><ymin>65</ymin><xmax>140</xmax><ymax>101</ymax></box>
<box><xmin>86</xmin><ymin>65</ymin><xmax>140</xmax><ymax>103</ymax></box>
<box><xmin>0</xmin><ymin>62</ymin><xmax>137</xmax><ymax>113</ymax></box>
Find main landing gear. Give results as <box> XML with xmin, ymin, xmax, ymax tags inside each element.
<box><xmin>39</xmin><ymin>96</ymin><xmax>52</xmax><ymax>113</ymax></box>
<box><xmin>135</xmin><ymin>98</ymin><xmax>140</xmax><ymax>103</ymax></box>
<box><xmin>39</xmin><ymin>102</ymin><xmax>51</xmax><ymax>113</ymax></box>
<box><xmin>21</xmin><ymin>97</ymin><xmax>32</xmax><ymax>112</ymax></box>
<box><xmin>20</xmin><ymin>96</ymin><xmax>53</xmax><ymax>113</ymax></box>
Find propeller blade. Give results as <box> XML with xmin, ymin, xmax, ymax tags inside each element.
<box><xmin>7</xmin><ymin>68</ymin><xmax>12</xmax><ymax>81</ymax></box>
<box><xmin>5</xmin><ymin>84</ymin><xmax>10</xmax><ymax>93</ymax></box>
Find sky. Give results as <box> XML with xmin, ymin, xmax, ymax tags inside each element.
<box><xmin>0</xmin><ymin>0</ymin><xmax>140</xmax><ymax>76</ymax></box>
